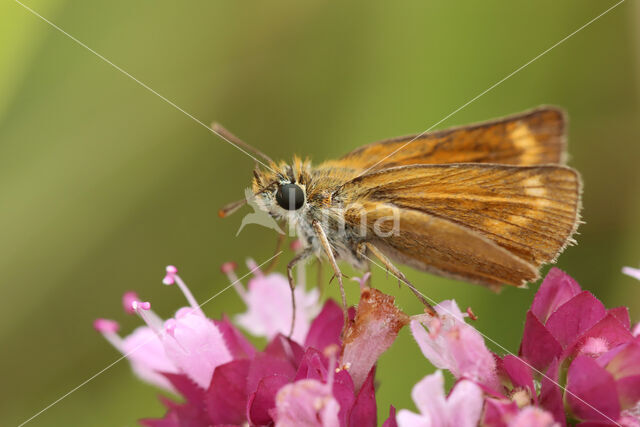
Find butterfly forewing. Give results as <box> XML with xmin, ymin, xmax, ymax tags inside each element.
<box><xmin>339</xmin><ymin>164</ymin><xmax>581</xmax><ymax>288</ymax></box>
<box><xmin>321</xmin><ymin>107</ymin><xmax>566</xmax><ymax>172</ymax></box>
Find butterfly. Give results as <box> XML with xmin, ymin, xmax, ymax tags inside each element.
<box><xmin>218</xmin><ymin>106</ymin><xmax>582</xmax><ymax>329</ymax></box>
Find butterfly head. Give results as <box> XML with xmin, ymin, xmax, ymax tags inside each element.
<box><xmin>251</xmin><ymin>157</ymin><xmax>313</xmax><ymax>221</ymax></box>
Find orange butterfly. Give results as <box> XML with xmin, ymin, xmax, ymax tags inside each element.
<box><xmin>219</xmin><ymin>107</ymin><xmax>582</xmax><ymax>329</ymax></box>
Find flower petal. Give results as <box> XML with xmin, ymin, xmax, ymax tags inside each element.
<box><xmin>341</xmin><ymin>287</ymin><xmax>409</xmax><ymax>391</ymax></box>
<box><xmin>162</xmin><ymin>373</ymin><xmax>206</xmax><ymax>408</ymax></box>
<box><xmin>602</xmin><ymin>340</ymin><xmax>640</xmax><ymax>380</ymax></box>
<box><xmin>247</xmin><ymin>374</ymin><xmax>291</xmax><ymax>425</ymax></box>
<box><xmin>121</xmin><ymin>326</ymin><xmax>178</xmax><ymax>391</ymax></box>
<box><xmin>411</xmin><ymin>300</ymin><xmax>498</xmax><ymax>389</ymax></box>
<box><xmin>295</xmin><ymin>348</ymin><xmax>329</xmax><ymax>382</ymax></box>
<box><xmin>383</xmin><ymin>406</ymin><xmax>399</xmax><ymax>427</ymax></box>
<box><xmin>349</xmin><ymin>368</ymin><xmax>377</xmax><ymax>427</ymax></box>
<box><xmin>502</xmin><ymin>355</ymin><xmax>536</xmax><ymax>404</ymax></box>
<box><xmin>410</xmin><ymin>319</ymin><xmax>452</xmax><ymax>370</ymax></box>
<box><xmin>567</xmin><ymin>355</ymin><xmax>621</xmax><ymax>422</ymax></box>
<box><xmin>290</xmin><ymin>347</ymin><xmax>358</xmax><ymax>426</ymax></box>
<box><xmin>445</xmin><ymin>379</ymin><xmax>484</xmax><ymax>427</ymax></box>
<box><xmin>333</xmin><ymin>370</ymin><xmax>356</xmax><ymax>426</ymax></box>
<box><xmin>482</xmin><ymin>398</ymin><xmax>519</xmax><ymax>427</ymax></box>
<box><xmin>214</xmin><ymin>315</ymin><xmax>256</xmax><ymax>359</ymax></box>
<box><xmin>235</xmin><ymin>272</ymin><xmax>320</xmax><ymax>343</ymax></box>
<box><xmin>264</xmin><ymin>334</ymin><xmax>305</xmax><ymax>367</ymax></box>
<box><xmin>539</xmin><ymin>358</ymin><xmax>566</xmax><ymax>426</ymax></box>
<box><xmin>162</xmin><ymin>313</ymin><xmax>233</xmax><ymax>389</ymax></box>
<box><xmin>617</xmin><ymin>376</ymin><xmax>640</xmax><ymax>410</ymax></box>
<box><xmin>544</xmin><ymin>291</ymin><xmax>606</xmax><ymax>347</ymax></box>
<box><xmin>304</xmin><ymin>299</ymin><xmax>344</xmax><ymax>352</ymax></box>
<box><xmin>247</xmin><ymin>353</ymin><xmax>297</xmax><ymax>396</ymax></box>
<box><xmin>450</xmin><ymin>327</ymin><xmax>499</xmax><ymax>389</ymax></box>
<box><xmin>274</xmin><ymin>379</ymin><xmax>340</xmax><ymax>427</ymax></box>
<box><xmin>608</xmin><ymin>307</ymin><xmax>631</xmax><ymax>330</ymax></box>
<box><xmin>410</xmin><ymin>371</ymin><xmax>446</xmax><ymax>426</ymax></box>
<box><xmin>531</xmin><ymin>267</ymin><xmax>582</xmax><ymax>323</ymax></box>
<box><xmin>563</xmin><ymin>313</ymin><xmax>634</xmax><ymax>362</ymax></box>
<box><xmin>622</xmin><ymin>266</ymin><xmax>640</xmax><ymax>281</ymax></box>
<box><xmin>205</xmin><ymin>359</ymin><xmax>250</xmax><ymax>425</ymax></box>
<box><xmin>601</xmin><ymin>340</ymin><xmax>640</xmax><ymax>408</ymax></box>
<box><xmin>519</xmin><ymin>311</ymin><xmax>563</xmax><ymax>372</ymax></box>
<box><xmin>397</xmin><ymin>410</ymin><xmax>431</xmax><ymax>427</ymax></box>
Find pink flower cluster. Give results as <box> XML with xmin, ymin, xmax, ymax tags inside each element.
<box><xmin>95</xmin><ymin>263</ymin><xmax>406</xmax><ymax>426</ymax></box>
<box><xmin>398</xmin><ymin>267</ymin><xmax>640</xmax><ymax>427</ymax></box>
<box><xmin>95</xmin><ymin>258</ymin><xmax>640</xmax><ymax>426</ymax></box>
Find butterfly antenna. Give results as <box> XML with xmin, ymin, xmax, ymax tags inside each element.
<box><xmin>218</xmin><ymin>198</ymin><xmax>248</xmax><ymax>218</ymax></box>
<box><xmin>211</xmin><ymin>123</ymin><xmax>274</xmax><ymax>165</ymax></box>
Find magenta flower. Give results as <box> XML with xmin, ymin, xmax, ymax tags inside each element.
<box><xmin>519</xmin><ymin>268</ymin><xmax>634</xmax><ymax>373</ymax></box>
<box><xmin>388</xmin><ymin>267</ymin><xmax>640</xmax><ymax>427</ymax></box>
<box><xmin>396</xmin><ymin>370</ymin><xmax>484</xmax><ymax>427</ymax></box>
<box><xmin>96</xmin><ymin>266</ymin><xmax>407</xmax><ymax>426</ymax></box>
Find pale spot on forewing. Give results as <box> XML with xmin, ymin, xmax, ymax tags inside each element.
<box><xmin>510</xmin><ymin>123</ymin><xmax>542</xmax><ymax>164</ymax></box>
<box><xmin>507</xmin><ymin>214</ymin><xmax>530</xmax><ymax>227</ymax></box>
<box><xmin>522</xmin><ymin>176</ymin><xmax>548</xmax><ymax>200</ymax></box>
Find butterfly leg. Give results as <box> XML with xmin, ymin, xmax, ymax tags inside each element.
<box><xmin>312</xmin><ymin>221</ymin><xmax>349</xmax><ymax>331</ymax></box>
<box><xmin>286</xmin><ymin>248</ymin><xmax>313</xmax><ymax>338</ymax></box>
<box><xmin>315</xmin><ymin>258</ymin><xmax>324</xmax><ymax>296</ymax></box>
<box><xmin>365</xmin><ymin>242</ymin><xmax>437</xmax><ymax>316</ymax></box>
<box><xmin>264</xmin><ymin>232</ymin><xmax>286</xmax><ymax>273</ymax></box>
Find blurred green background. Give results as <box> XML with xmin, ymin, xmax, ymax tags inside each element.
<box><xmin>1</xmin><ymin>1</ymin><xmax>639</xmax><ymax>425</ymax></box>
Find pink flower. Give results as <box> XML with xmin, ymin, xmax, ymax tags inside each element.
<box><xmin>161</xmin><ymin>309</ymin><xmax>232</xmax><ymax>389</ymax></box>
<box><xmin>391</xmin><ymin>268</ymin><xmax>640</xmax><ymax>427</ymax></box>
<box><xmin>94</xmin><ymin>318</ymin><xmax>179</xmax><ymax>392</ymax></box>
<box><xmin>96</xmin><ymin>266</ymin><xmax>232</xmax><ymax>390</ymax></box>
<box><xmin>396</xmin><ymin>371</ymin><xmax>484</xmax><ymax>427</ymax></box>
<box><xmin>120</xmin><ymin>326</ymin><xmax>179</xmax><ymax>391</ymax></box>
<box><xmin>97</xmin><ymin>265</ymin><xmax>400</xmax><ymax>426</ymax></box>
<box><xmin>409</xmin><ymin>300</ymin><xmax>499</xmax><ymax>391</ymax></box>
<box><xmin>140</xmin><ymin>298</ymin><xmax>381</xmax><ymax>427</ymax></box>
<box><xmin>341</xmin><ymin>286</ymin><xmax>409</xmax><ymax>391</ymax></box>
<box><xmin>222</xmin><ymin>259</ymin><xmax>320</xmax><ymax>343</ymax></box>
<box><xmin>519</xmin><ymin>268</ymin><xmax>634</xmax><ymax>373</ymax></box>
<box><xmin>512</xmin><ymin>268</ymin><xmax>640</xmax><ymax>425</ymax></box>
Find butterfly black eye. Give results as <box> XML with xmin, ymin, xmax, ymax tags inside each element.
<box><xmin>276</xmin><ymin>183</ymin><xmax>305</xmax><ymax>210</ymax></box>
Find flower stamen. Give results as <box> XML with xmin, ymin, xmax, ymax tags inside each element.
<box><xmin>162</xmin><ymin>265</ymin><xmax>205</xmax><ymax>317</ymax></box>
<box><xmin>221</xmin><ymin>261</ymin><xmax>248</xmax><ymax>302</ymax></box>
<box><xmin>93</xmin><ymin>318</ymin><xmax>125</xmax><ymax>352</ymax></box>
